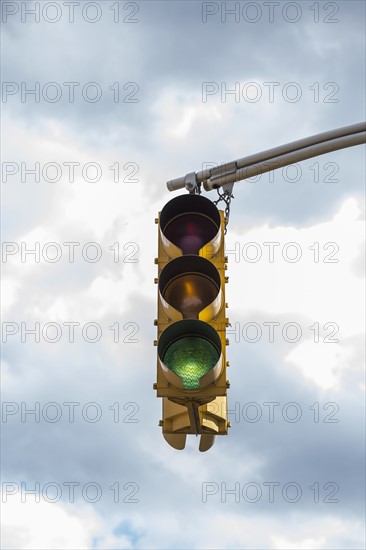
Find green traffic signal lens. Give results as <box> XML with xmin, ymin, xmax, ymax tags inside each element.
<box><xmin>158</xmin><ymin>320</ymin><xmax>222</xmax><ymax>391</ymax></box>
<box><xmin>163</xmin><ymin>336</ymin><xmax>220</xmax><ymax>390</ymax></box>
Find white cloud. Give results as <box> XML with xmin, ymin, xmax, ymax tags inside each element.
<box><xmin>271</xmin><ymin>536</ymin><xmax>326</xmax><ymax>549</ymax></box>
<box><xmin>2</xmin><ymin>4</ymin><xmax>365</xmax><ymax>549</ymax></box>
<box><xmin>227</xmin><ymin>197</ymin><xmax>365</xmax><ymax>339</ymax></box>
<box><xmin>152</xmin><ymin>88</ymin><xmax>223</xmax><ymax>141</ymax></box>
<box><xmin>1</xmin><ymin>278</ymin><xmax>20</xmax><ymax>317</ymax></box>
<box><xmin>284</xmin><ymin>340</ymin><xmax>349</xmax><ymax>389</ymax></box>
<box><xmin>1</xmin><ymin>494</ymin><xmax>102</xmax><ymax>550</ymax></box>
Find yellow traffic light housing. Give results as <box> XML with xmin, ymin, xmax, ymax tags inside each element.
<box><xmin>154</xmin><ymin>194</ymin><xmax>230</xmax><ymax>452</ymax></box>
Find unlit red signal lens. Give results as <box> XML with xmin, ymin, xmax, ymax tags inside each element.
<box><xmin>164</xmin><ymin>214</ymin><xmax>218</xmax><ymax>255</ymax></box>
<box><xmin>160</xmin><ymin>195</ymin><xmax>221</xmax><ymax>256</ymax></box>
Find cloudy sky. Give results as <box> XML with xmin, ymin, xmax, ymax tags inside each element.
<box><xmin>1</xmin><ymin>1</ymin><xmax>365</xmax><ymax>548</ymax></box>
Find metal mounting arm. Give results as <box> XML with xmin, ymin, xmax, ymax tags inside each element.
<box><xmin>166</xmin><ymin>122</ymin><xmax>366</xmax><ymax>192</ymax></box>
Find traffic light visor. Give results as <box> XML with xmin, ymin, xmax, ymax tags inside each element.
<box><xmin>160</xmin><ymin>195</ymin><xmax>221</xmax><ymax>256</ymax></box>
<box><xmin>159</xmin><ymin>255</ymin><xmax>222</xmax><ymax>320</ymax></box>
<box><xmin>158</xmin><ymin>320</ymin><xmax>222</xmax><ymax>390</ymax></box>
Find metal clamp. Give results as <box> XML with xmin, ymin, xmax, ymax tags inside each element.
<box><xmin>184</xmin><ymin>172</ymin><xmax>201</xmax><ymax>194</ymax></box>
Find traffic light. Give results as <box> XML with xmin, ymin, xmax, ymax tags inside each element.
<box><xmin>154</xmin><ymin>194</ymin><xmax>230</xmax><ymax>452</ymax></box>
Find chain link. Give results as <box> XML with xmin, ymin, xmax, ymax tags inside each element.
<box><xmin>213</xmin><ymin>188</ymin><xmax>234</xmax><ymax>234</ymax></box>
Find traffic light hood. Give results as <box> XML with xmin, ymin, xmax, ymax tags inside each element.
<box><xmin>159</xmin><ymin>194</ymin><xmax>221</xmax><ymax>257</ymax></box>
<box><xmin>157</xmin><ymin>319</ymin><xmax>223</xmax><ymax>391</ymax></box>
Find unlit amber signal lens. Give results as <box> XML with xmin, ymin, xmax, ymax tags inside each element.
<box><xmin>163</xmin><ymin>273</ymin><xmax>219</xmax><ymax>319</ymax></box>
<box><xmin>159</xmin><ymin>255</ymin><xmax>222</xmax><ymax>320</ymax></box>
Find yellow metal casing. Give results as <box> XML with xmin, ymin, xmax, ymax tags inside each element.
<box><xmin>154</xmin><ymin>195</ymin><xmax>229</xmax><ymax>451</ymax></box>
